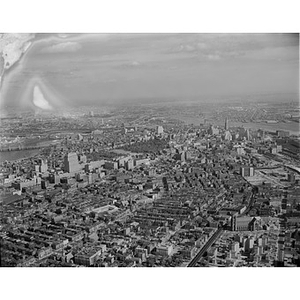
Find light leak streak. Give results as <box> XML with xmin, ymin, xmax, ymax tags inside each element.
<box><xmin>33</xmin><ymin>85</ymin><xmax>53</xmax><ymax>110</ymax></box>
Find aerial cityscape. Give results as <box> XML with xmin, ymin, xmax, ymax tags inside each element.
<box><xmin>0</xmin><ymin>33</ymin><xmax>299</xmax><ymax>267</ymax></box>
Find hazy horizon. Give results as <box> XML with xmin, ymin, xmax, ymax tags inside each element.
<box><xmin>0</xmin><ymin>33</ymin><xmax>299</xmax><ymax>112</ymax></box>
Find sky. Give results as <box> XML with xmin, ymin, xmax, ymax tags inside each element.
<box><xmin>0</xmin><ymin>33</ymin><xmax>299</xmax><ymax>111</ymax></box>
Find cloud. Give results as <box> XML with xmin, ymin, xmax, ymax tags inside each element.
<box><xmin>171</xmin><ymin>44</ymin><xmax>196</xmax><ymax>53</ymax></box>
<box><xmin>116</xmin><ymin>61</ymin><xmax>143</xmax><ymax>69</ymax></box>
<box><xmin>179</xmin><ymin>44</ymin><xmax>196</xmax><ymax>52</ymax></box>
<box><xmin>41</xmin><ymin>42</ymin><xmax>82</xmax><ymax>53</ymax></box>
<box><xmin>56</xmin><ymin>33</ymin><xmax>76</xmax><ymax>39</ymax></box>
<box><xmin>166</xmin><ymin>34</ymin><xmax>299</xmax><ymax>63</ymax></box>
<box><xmin>196</xmin><ymin>42</ymin><xmax>209</xmax><ymax>50</ymax></box>
<box><xmin>206</xmin><ymin>54</ymin><xmax>221</xmax><ymax>61</ymax></box>
<box><xmin>131</xmin><ymin>61</ymin><xmax>140</xmax><ymax>66</ymax></box>
<box><xmin>32</xmin><ymin>85</ymin><xmax>52</xmax><ymax>110</ymax></box>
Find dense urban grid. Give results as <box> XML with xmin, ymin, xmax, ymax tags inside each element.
<box><xmin>0</xmin><ymin>100</ymin><xmax>299</xmax><ymax>267</ymax></box>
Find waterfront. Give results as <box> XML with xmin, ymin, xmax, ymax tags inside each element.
<box><xmin>230</xmin><ymin>121</ymin><xmax>299</xmax><ymax>136</ymax></box>
<box><xmin>0</xmin><ymin>149</ymin><xmax>41</xmax><ymax>163</ymax></box>
<box><xmin>175</xmin><ymin>115</ymin><xmax>299</xmax><ymax>135</ymax></box>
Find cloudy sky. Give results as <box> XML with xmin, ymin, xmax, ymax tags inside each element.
<box><xmin>1</xmin><ymin>33</ymin><xmax>299</xmax><ymax>110</ymax></box>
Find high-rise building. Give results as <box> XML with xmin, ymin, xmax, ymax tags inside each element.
<box><xmin>238</xmin><ymin>127</ymin><xmax>251</xmax><ymax>140</ymax></box>
<box><xmin>64</xmin><ymin>152</ymin><xmax>81</xmax><ymax>173</ymax></box>
<box><xmin>179</xmin><ymin>152</ymin><xmax>185</xmax><ymax>161</ymax></box>
<box><xmin>245</xmin><ymin>237</ymin><xmax>254</xmax><ymax>251</ymax></box>
<box><xmin>237</xmin><ymin>147</ymin><xmax>245</xmax><ymax>155</ymax></box>
<box><xmin>49</xmin><ymin>173</ymin><xmax>60</xmax><ymax>184</ymax></box>
<box><xmin>240</xmin><ymin>166</ymin><xmax>255</xmax><ymax>177</ymax></box>
<box><xmin>105</xmin><ymin>161</ymin><xmax>118</xmax><ymax>170</ymax></box>
<box><xmin>41</xmin><ymin>180</ymin><xmax>47</xmax><ymax>189</ymax></box>
<box><xmin>224</xmin><ymin>130</ymin><xmax>232</xmax><ymax>141</ymax></box>
<box><xmin>125</xmin><ymin>159</ymin><xmax>134</xmax><ymax>171</ymax></box>
<box><xmin>37</xmin><ymin>159</ymin><xmax>47</xmax><ymax>173</ymax></box>
<box><xmin>287</xmin><ymin>172</ymin><xmax>295</xmax><ymax>183</ymax></box>
<box><xmin>245</xmin><ymin>129</ymin><xmax>251</xmax><ymax>140</ymax></box>
<box><xmin>225</xmin><ymin>118</ymin><xmax>229</xmax><ymax>130</ymax></box>
<box><xmin>257</xmin><ymin>129</ymin><xmax>265</xmax><ymax>140</ymax></box>
<box><xmin>209</xmin><ymin>125</ymin><xmax>219</xmax><ymax>135</ymax></box>
<box><xmin>157</xmin><ymin>125</ymin><xmax>164</xmax><ymax>135</ymax></box>
<box><xmin>231</xmin><ymin>242</ymin><xmax>239</xmax><ymax>252</ymax></box>
<box><xmin>231</xmin><ymin>216</ymin><xmax>237</xmax><ymax>231</ymax></box>
<box><xmin>185</xmin><ymin>151</ymin><xmax>191</xmax><ymax>160</ymax></box>
<box><xmin>234</xmin><ymin>234</ymin><xmax>242</xmax><ymax>243</ymax></box>
<box><xmin>278</xmin><ymin>248</ymin><xmax>285</xmax><ymax>262</ymax></box>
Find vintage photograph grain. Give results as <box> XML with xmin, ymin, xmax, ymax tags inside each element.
<box><xmin>0</xmin><ymin>33</ymin><xmax>299</xmax><ymax>267</ymax></box>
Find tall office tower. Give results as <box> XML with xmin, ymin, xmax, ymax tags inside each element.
<box><xmin>157</xmin><ymin>125</ymin><xmax>164</xmax><ymax>135</ymax></box>
<box><xmin>278</xmin><ymin>248</ymin><xmax>285</xmax><ymax>262</ymax></box>
<box><xmin>225</xmin><ymin>118</ymin><xmax>229</xmax><ymax>130</ymax></box>
<box><xmin>38</xmin><ymin>159</ymin><xmax>48</xmax><ymax>173</ymax></box>
<box><xmin>180</xmin><ymin>151</ymin><xmax>186</xmax><ymax>161</ymax></box>
<box><xmin>224</xmin><ymin>130</ymin><xmax>232</xmax><ymax>141</ymax></box>
<box><xmin>125</xmin><ymin>159</ymin><xmax>134</xmax><ymax>171</ymax></box>
<box><xmin>231</xmin><ymin>242</ymin><xmax>239</xmax><ymax>253</ymax></box>
<box><xmin>245</xmin><ymin>129</ymin><xmax>251</xmax><ymax>140</ymax></box>
<box><xmin>41</xmin><ymin>180</ymin><xmax>47</xmax><ymax>189</ymax></box>
<box><xmin>49</xmin><ymin>173</ymin><xmax>60</xmax><ymax>184</ymax></box>
<box><xmin>240</xmin><ymin>166</ymin><xmax>255</xmax><ymax>177</ymax></box>
<box><xmin>209</xmin><ymin>125</ymin><xmax>219</xmax><ymax>135</ymax></box>
<box><xmin>64</xmin><ymin>152</ymin><xmax>81</xmax><ymax>173</ymax></box>
<box><xmin>185</xmin><ymin>151</ymin><xmax>191</xmax><ymax>160</ymax></box>
<box><xmin>231</xmin><ymin>216</ymin><xmax>237</xmax><ymax>231</ymax></box>
<box><xmin>236</xmin><ymin>147</ymin><xmax>245</xmax><ymax>155</ymax></box>
<box><xmin>245</xmin><ymin>237</ymin><xmax>255</xmax><ymax>252</ymax></box>
<box><xmin>257</xmin><ymin>129</ymin><xmax>265</xmax><ymax>140</ymax></box>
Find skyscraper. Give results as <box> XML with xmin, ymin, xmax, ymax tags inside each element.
<box><xmin>37</xmin><ymin>159</ymin><xmax>47</xmax><ymax>173</ymax></box>
<box><xmin>245</xmin><ymin>129</ymin><xmax>251</xmax><ymax>140</ymax></box>
<box><xmin>157</xmin><ymin>125</ymin><xmax>164</xmax><ymax>135</ymax></box>
<box><xmin>209</xmin><ymin>125</ymin><xmax>219</xmax><ymax>135</ymax></box>
<box><xmin>224</xmin><ymin>130</ymin><xmax>232</xmax><ymax>141</ymax></box>
<box><xmin>225</xmin><ymin>118</ymin><xmax>229</xmax><ymax>130</ymax></box>
<box><xmin>240</xmin><ymin>166</ymin><xmax>255</xmax><ymax>177</ymax></box>
<box><xmin>245</xmin><ymin>237</ymin><xmax>254</xmax><ymax>252</ymax></box>
<box><xmin>64</xmin><ymin>152</ymin><xmax>81</xmax><ymax>173</ymax></box>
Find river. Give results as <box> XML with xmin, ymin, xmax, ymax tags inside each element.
<box><xmin>0</xmin><ymin>149</ymin><xmax>41</xmax><ymax>163</ymax></box>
